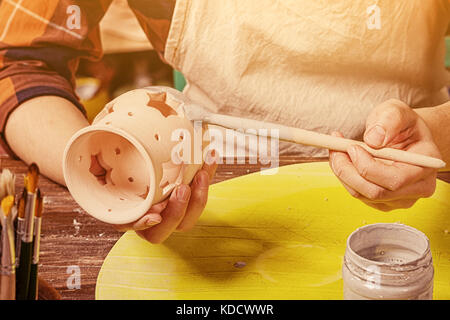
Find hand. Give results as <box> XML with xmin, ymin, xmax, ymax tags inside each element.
<box><xmin>329</xmin><ymin>99</ymin><xmax>442</xmax><ymax>211</ymax></box>
<box><xmin>115</xmin><ymin>151</ymin><xmax>218</xmax><ymax>243</ymax></box>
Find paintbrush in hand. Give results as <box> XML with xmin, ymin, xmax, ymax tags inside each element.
<box><xmin>16</xmin><ymin>163</ymin><xmax>39</xmax><ymax>300</ymax></box>
<box><xmin>182</xmin><ymin>103</ymin><xmax>446</xmax><ymax>169</ymax></box>
<box><xmin>27</xmin><ymin>189</ymin><xmax>43</xmax><ymax>300</ymax></box>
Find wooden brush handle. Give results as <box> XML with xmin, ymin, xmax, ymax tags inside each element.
<box><xmin>207</xmin><ymin>113</ymin><xmax>446</xmax><ymax>169</ymax></box>
<box><xmin>0</xmin><ymin>274</ymin><xmax>15</xmax><ymax>300</ymax></box>
<box><xmin>27</xmin><ymin>264</ymin><xmax>38</xmax><ymax>300</ymax></box>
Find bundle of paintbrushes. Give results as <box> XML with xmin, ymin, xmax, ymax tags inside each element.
<box><xmin>0</xmin><ymin>163</ymin><xmax>44</xmax><ymax>300</ymax></box>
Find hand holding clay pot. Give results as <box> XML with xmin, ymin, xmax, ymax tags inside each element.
<box><xmin>63</xmin><ymin>86</ymin><xmax>218</xmax><ymax>242</ymax></box>
<box><xmin>115</xmin><ymin>154</ymin><xmax>217</xmax><ymax>244</ymax></box>
<box><xmin>329</xmin><ymin>99</ymin><xmax>441</xmax><ymax>211</ymax></box>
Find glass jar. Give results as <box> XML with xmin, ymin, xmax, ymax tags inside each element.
<box><xmin>343</xmin><ymin>223</ymin><xmax>434</xmax><ymax>300</ymax></box>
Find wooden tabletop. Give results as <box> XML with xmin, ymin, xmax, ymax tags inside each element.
<box><xmin>1</xmin><ymin>156</ymin><xmax>449</xmax><ymax>300</ymax></box>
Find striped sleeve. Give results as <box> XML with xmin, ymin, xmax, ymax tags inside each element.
<box><xmin>127</xmin><ymin>0</ymin><xmax>176</xmax><ymax>60</ymax></box>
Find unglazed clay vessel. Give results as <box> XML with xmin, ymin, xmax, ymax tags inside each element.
<box><xmin>343</xmin><ymin>223</ymin><xmax>434</xmax><ymax>300</ymax></box>
<box><xmin>63</xmin><ymin>86</ymin><xmax>205</xmax><ymax>224</ymax></box>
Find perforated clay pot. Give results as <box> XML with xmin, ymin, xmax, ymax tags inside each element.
<box><xmin>63</xmin><ymin>86</ymin><xmax>205</xmax><ymax>224</ymax></box>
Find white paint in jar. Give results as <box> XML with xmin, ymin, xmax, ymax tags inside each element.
<box><xmin>343</xmin><ymin>223</ymin><xmax>434</xmax><ymax>300</ymax></box>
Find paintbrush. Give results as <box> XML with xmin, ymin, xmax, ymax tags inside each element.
<box><xmin>16</xmin><ymin>163</ymin><xmax>39</xmax><ymax>300</ymax></box>
<box><xmin>15</xmin><ymin>188</ymin><xmax>27</xmax><ymax>268</ymax></box>
<box><xmin>181</xmin><ymin>104</ymin><xmax>446</xmax><ymax>169</ymax></box>
<box><xmin>27</xmin><ymin>189</ymin><xmax>43</xmax><ymax>300</ymax></box>
<box><xmin>1</xmin><ymin>195</ymin><xmax>16</xmax><ymax>300</ymax></box>
<box><xmin>0</xmin><ymin>168</ymin><xmax>15</xmax><ymax>201</ymax></box>
<box><xmin>0</xmin><ymin>167</ymin><xmax>17</xmax><ymax>301</ymax></box>
<box><xmin>0</xmin><ymin>169</ymin><xmax>16</xmax><ymax>300</ymax></box>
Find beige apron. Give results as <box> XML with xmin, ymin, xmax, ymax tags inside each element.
<box><xmin>165</xmin><ymin>0</ymin><xmax>450</xmax><ymax>157</ymax></box>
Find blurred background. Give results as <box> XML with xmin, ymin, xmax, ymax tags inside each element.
<box><xmin>76</xmin><ymin>0</ymin><xmax>181</xmax><ymax>123</ymax></box>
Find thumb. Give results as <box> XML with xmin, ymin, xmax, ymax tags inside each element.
<box><xmin>364</xmin><ymin>99</ymin><xmax>416</xmax><ymax>148</ymax></box>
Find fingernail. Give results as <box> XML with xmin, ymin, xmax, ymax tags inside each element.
<box><xmin>196</xmin><ymin>170</ymin><xmax>209</xmax><ymax>186</ymax></box>
<box><xmin>146</xmin><ymin>216</ymin><xmax>161</xmax><ymax>226</ymax></box>
<box><xmin>206</xmin><ymin>149</ymin><xmax>218</xmax><ymax>165</ymax></box>
<box><xmin>176</xmin><ymin>185</ymin><xmax>190</xmax><ymax>201</ymax></box>
<box><xmin>365</xmin><ymin>125</ymin><xmax>386</xmax><ymax>147</ymax></box>
<box><xmin>347</xmin><ymin>146</ymin><xmax>357</xmax><ymax>160</ymax></box>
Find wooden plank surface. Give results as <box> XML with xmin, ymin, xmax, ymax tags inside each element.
<box><xmin>0</xmin><ymin>156</ymin><xmax>449</xmax><ymax>300</ymax></box>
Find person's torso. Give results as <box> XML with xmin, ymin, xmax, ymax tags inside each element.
<box><xmin>163</xmin><ymin>0</ymin><xmax>450</xmax><ymax>156</ymax></box>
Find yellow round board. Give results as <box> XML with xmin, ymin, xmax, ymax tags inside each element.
<box><xmin>96</xmin><ymin>162</ymin><xmax>450</xmax><ymax>299</ymax></box>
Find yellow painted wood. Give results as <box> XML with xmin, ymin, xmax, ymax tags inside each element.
<box><xmin>96</xmin><ymin>162</ymin><xmax>450</xmax><ymax>300</ymax></box>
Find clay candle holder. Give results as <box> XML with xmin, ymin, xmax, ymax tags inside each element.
<box><xmin>63</xmin><ymin>86</ymin><xmax>204</xmax><ymax>225</ymax></box>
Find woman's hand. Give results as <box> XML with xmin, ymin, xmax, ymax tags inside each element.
<box><xmin>115</xmin><ymin>151</ymin><xmax>218</xmax><ymax>243</ymax></box>
<box><xmin>329</xmin><ymin>99</ymin><xmax>442</xmax><ymax>211</ymax></box>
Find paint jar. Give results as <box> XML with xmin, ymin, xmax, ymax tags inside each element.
<box><xmin>63</xmin><ymin>86</ymin><xmax>206</xmax><ymax>225</ymax></box>
<box><xmin>343</xmin><ymin>223</ymin><xmax>434</xmax><ymax>300</ymax></box>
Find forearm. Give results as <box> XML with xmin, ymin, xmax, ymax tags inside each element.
<box><xmin>415</xmin><ymin>100</ymin><xmax>450</xmax><ymax>171</ymax></box>
<box><xmin>5</xmin><ymin>96</ymin><xmax>89</xmax><ymax>186</ymax></box>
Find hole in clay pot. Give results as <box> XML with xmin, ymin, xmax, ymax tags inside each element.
<box><xmin>115</xmin><ymin>148</ymin><xmax>121</xmax><ymax>155</ymax></box>
<box><xmin>146</xmin><ymin>92</ymin><xmax>178</xmax><ymax>118</ymax></box>
<box><xmin>89</xmin><ymin>154</ymin><xmax>107</xmax><ymax>185</ymax></box>
<box><xmin>154</xmin><ymin>134</ymin><xmax>160</xmax><ymax>141</ymax></box>
<box><xmin>139</xmin><ymin>186</ymin><xmax>150</xmax><ymax>199</ymax></box>
<box><xmin>78</xmin><ymin>156</ymin><xmax>82</xmax><ymax>162</ymax></box>
<box><xmin>128</xmin><ymin>177</ymin><xmax>134</xmax><ymax>183</ymax></box>
<box><xmin>107</xmin><ymin>104</ymin><xmax>114</xmax><ymax>113</ymax></box>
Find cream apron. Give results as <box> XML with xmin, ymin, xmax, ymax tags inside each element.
<box><xmin>164</xmin><ymin>0</ymin><xmax>450</xmax><ymax>157</ymax></box>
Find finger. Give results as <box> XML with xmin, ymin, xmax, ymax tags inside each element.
<box><xmin>202</xmin><ymin>149</ymin><xmax>219</xmax><ymax>180</ymax></box>
<box><xmin>329</xmin><ymin>136</ymin><xmax>362</xmax><ymax>199</ymax></box>
<box><xmin>116</xmin><ymin>213</ymin><xmax>162</xmax><ymax>232</ymax></box>
<box><xmin>330</xmin><ymin>143</ymin><xmax>388</xmax><ymax>201</ymax></box>
<box><xmin>364</xmin><ymin>99</ymin><xmax>417</xmax><ymax>148</ymax></box>
<box><xmin>176</xmin><ymin>150</ymin><xmax>218</xmax><ymax>232</ymax></box>
<box><xmin>350</xmin><ymin>174</ymin><xmax>436</xmax><ymax>205</ymax></box>
<box><xmin>137</xmin><ymin>184</ymin><xmax>191</xmax><ymax>244</ymax></box>
<box><xmin>340</xmin><ymin>180</ymin><xmax>362</xmax><ymax>199</ymax></box>
<box><xmin>361</xmin><ymin>198</ymin><xmax>418</xmax><ymax>212</ymax></box>
<box><xmin>330</xmin><ymin>131</ymin><xmax>362</xmax><ymax>198</ymax></box>
<box><xmin>114</xmin><ymin>199</ymin><xmax>169</xmax><ymax>232</ymax></box>
<box><xmin>177</xmin><ymin>170</ymin><xmax>210</xmax><ymax>231</ymax></box>
<box><xmin>347</xmin><ymin>145</ymin><xmax>433</xmax><ymax>191</ymax></box>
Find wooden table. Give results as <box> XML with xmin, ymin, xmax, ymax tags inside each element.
<box><xmin>1</xmin><ymin>156</ymin><xmax>449</xmax><ymax>300</ymax></box>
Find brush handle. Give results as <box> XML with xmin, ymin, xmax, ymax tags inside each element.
<box><xmin>27</xmin><ymin>263</ymin><xmax>38</xmax><ymax>300</ymax></box>
<box><xmin>16</xmin><ymin>241</ymin><xmax>32</xmax><ymax>300</ymax></box>
<box><xmin>0</xmin><ymin>274</ymin><xmax>15</xmax><ymax>300</ymax></box>
<box><xmin>205</xmin><ymin>113</ymin><xmax>446</xmax><ymax>169</ymax></box>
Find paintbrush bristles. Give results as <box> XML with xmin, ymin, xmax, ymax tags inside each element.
<box><xmin>25</xmin><ymin>163</ymin><xmax>39</xmax><ymax>194</ymax></box>
<box><xmin>1</xmin><ymin>195</ymin><xmax>14</xmax><ymax>218</ymax></box>
<box><xmin>35</xmin><ymin>189</ymin><xmax>43</xmax><ymax>218</ymax></box>
<box><xmin>0</xmin><ymin>169</ymin><xmax>15</xmax><ymax>201</ymax></box>
<box><xmin>18</xmin><ymin>188</ymin><xmax>27</xmax><ymax>219</ymax></box>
